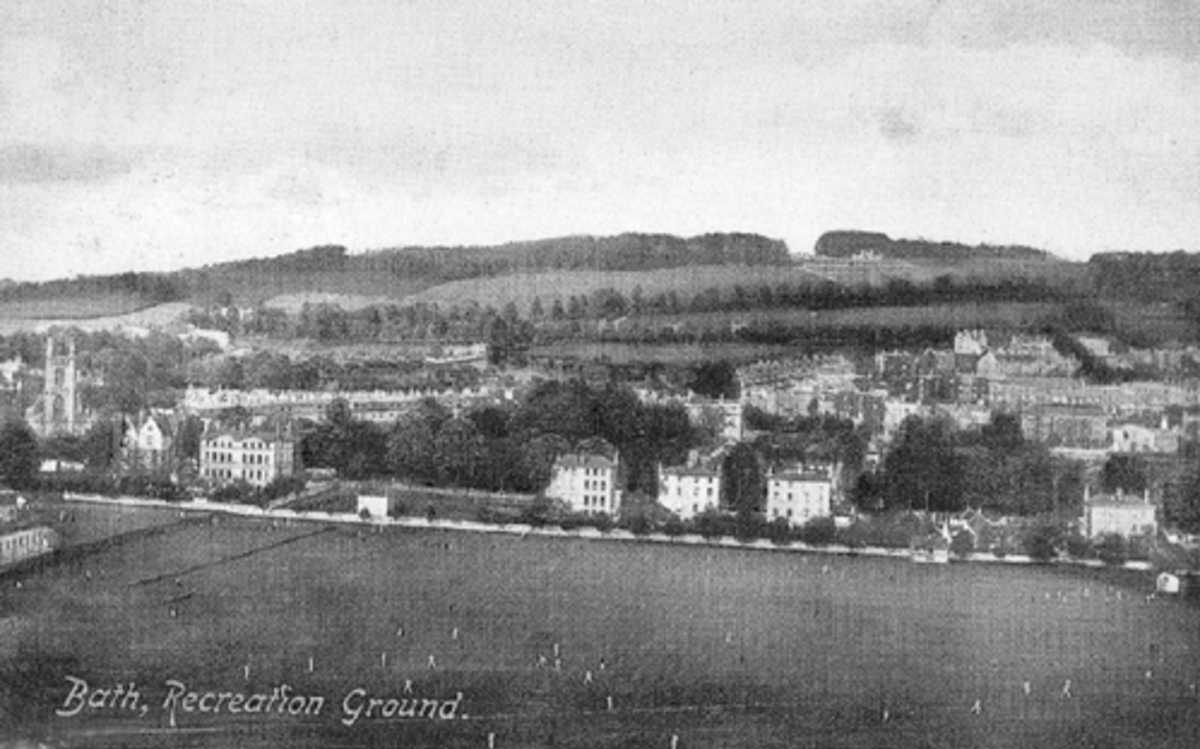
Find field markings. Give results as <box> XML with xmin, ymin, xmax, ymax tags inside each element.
<box><xmin>128</xmin><ymin>526</ymin><xmax>336</xmax><ymax>587</ymax></box>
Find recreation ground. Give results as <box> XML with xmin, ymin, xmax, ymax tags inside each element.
<box><xmin>2</xmin><ymin>501</ymin><xmax>1199</xmax><ymax>749</ymax></box>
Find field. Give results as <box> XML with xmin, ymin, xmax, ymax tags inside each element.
<box><xmin>0</xmin><ymin>294</ymin><xmax>150</xmax><ymax>321</ymax></box>
<box><xmin>2</xmin><ymin>504</ymin><xmax>1199</xmax><ymax>748</ymax></box>
<box><xmin>0</xmin><ymin>302</ymin><xmax>192</xmax><ymax>336</ymax></box>
<box><xmin>404</xmin><ymin>265</ymin><xmax>827</xmax><ymax>314</ymax></box>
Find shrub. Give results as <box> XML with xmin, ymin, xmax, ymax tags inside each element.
<box><xmin>662</xmin><ymin>517</ymin><xmax>686</xmax><ymax>536</ymax></box>
<box><xmin>1094</xmin><ymin>533</ymin><xmax>1127</xmax><ymax>566</ymax></box>
<box><xmin>1064</xmin><ymin>533</ymin><xmax>1093</xmax><ymax>559</ymax></box>
<box><xmin>950</xmin><ymin>530</ymin><xmax>975</xmax><ymax>558</ymax></box>
<box><xmin>619</xmin><ymin>511</ymin><xmax>651</xmax><ymax>535</ymax></box>
<box><xmin>1022</xmin><ymin>521</ymin><xmax>1064</xmax><ymax>563</ymax></box>
<box><xmin>590</xmin><ymin>513</ymin><xmax>614</xmax><ymax>532</ymax></box>
<box><xmin>765</xmin><ymin>517</ymin><xmax>793</xmax><ymax>545</ymax></box>
<box><xmin>802</xmin><ymin>517</ymin><xmax>838</xmax><ymax>546</ymax></box>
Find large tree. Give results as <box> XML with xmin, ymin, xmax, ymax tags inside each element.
<box><xmin>1102</xmin><ymin>454</ymin><xmax>1148</xmax><ymax>495</ymax></box>
<box><xmin>385</xmin><ymin>399</ymin><xmax>450</xmax><ymax>482</ymax></box>
<box><xmin>0</xmin><ymin>418</ymin><xmax>38</xmax><ymax>488</ymax></box>
<box><xmin>432</xmin><ymin>418</ymin><xmax>486</xmax><ymax>486</ymax></box>
<box><xmin>721</xmin><ymin>443</ymin><xmax>764</xmax><ymax>515</ymax></box>
<box><xmin>881</xmin><ymin>415</ymin><xmax>964</xmax><ymax>512</ymax></box>
<box><xmin>1164</xmin><ymin>465</ymin><xmax>1200</xmax><ymax>534</ymax></box>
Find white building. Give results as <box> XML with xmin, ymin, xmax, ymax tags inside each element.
<box><xmin>1109</xmin><ymin>419</ymin><xmax>1179</xmax><ymax>455</ymax></box>
<box><xmin>545</xmin><ymin>451</ymin><xmax>622</xmax><ymax>515</ymax></box>
<box><xmin>356</xmin><ymin>494</ymin><xmax>398</xmax><ymax>518</ymax></box>
<box><xmin>658</xmin><ymin>454</ymin><xmax>721</xmax><ymax>520</ymax></box>
<box><xmin>954</xmin><ymin>329</ymin><xmax>988</xmax><ymax>356</ymax></box>
<box><xmin>200</xmin><ymin>429</ymin><xmax>299</xmax><ymax>487</ymax></box>
<box><xmin>119</xmin><ymin>412</ymin><xmax>175</xmax><ymax>472</ymax></box>
<box><xmin>765</xmin><ymin>464</ymin><xmax>835</xmax><ymax>526</ymax></box>
<box><xmin>0</xmin><ymin>526</ymin><xmax>59</xmax><ymax>568</ymax></box>
<box><xmin>1082</xmin><ymin>487</ymin><xmax>1157</xmax><ymax>539</ymax></box>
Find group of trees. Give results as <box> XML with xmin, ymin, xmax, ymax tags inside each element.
<box><xmin>300</xmin><ymin>381</ymin><xmax>706</xmax><ymax>495</ymax></box>
<box><xmin>854</xmin><ymin>413</ymin><xmax>1084</xmax><ymax>516</ymax></box>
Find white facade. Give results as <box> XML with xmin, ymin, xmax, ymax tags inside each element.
<box><xmin>658</xmin><ymin>465</ymin><xmax>721</xmax><ymax>520</ymax></box>
<box><xmin>0</xmin><ymin>526</ymin><xmax>58</xmax><ymax>567</ymax></box>
<box><xmin>1083</xmin><ymin>490</ymin><xmax>1157</xmax><ymax>539</ymax></box>
<box><xmin>120</xmin><ymin>413</ymin><xmax>175</xmax><ymax>471</ymax></box>
<box><xmin>200</xmin><ymin>431</ymin><xmax>298</xmax><ymax>487</ymax></box>
<box><xmin>1110</xmin><ymin>422</ymin><xmax>1179</xmax><ymax>455</ymax></box>
<box><xmin>765</xmin><ymin>465</ymin><xmax>834</xmax><ymax>526</ymax></box>
<box><xmin>545</xmin><ymin>453</ymin><xmax>621</xmax><ymax>515</ymax></box>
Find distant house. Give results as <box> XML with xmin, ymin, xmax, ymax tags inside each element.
<box><xmin>1081</xmin><ymin>486</ymin><xmax>1157</xmax><ymax>539</ymax></box>
<box><xmin>765</xmin><ymin>463</ymin><xmax>835</xmax><ymax>526</ymax></box>
<box><xmin>545</xmin><ymin>450</ymin><xmax>622</xmax><ymax>516</ymax></box>
<box><xmin>1021</xmin><ymin>404</ymin><xmax>1109</xmax><ymax>449</ymax></box>
<box><xmin>200</xmin><ymin>428</ymin><xmax>299</xmax><ymax>488</ymax></box>
<box><xmin>119</xmin><ymin>412</ymin><xmax>176</xmax><ymax>473</ymax></box>
<box><xmin>658</xmin><ymin>452</ymin><xmax>721</xmax><ymax>521</ymax></box>
<box><xmin>39</xmin><ymin>458</ymin><xmax>85</xmax><ymax>474</ymax></box>
<box><xmin>1110</xmin><ymin>417</ymin><xmax>1179</xmax><ymax>455</ymax></box>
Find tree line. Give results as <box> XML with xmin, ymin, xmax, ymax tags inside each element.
<box><xmin>300</xmin><ymin>380</ymin><xmax>706</xmax><ymax>496</ymax></box>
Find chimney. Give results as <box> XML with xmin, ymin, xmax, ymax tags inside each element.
<box><xmin>1084</xmin><ymin>484</ymin><xmax>1091</xmax><ymax>503</ymax></box>
<box><xmin>1144</xmin><ymin>488</ymin><xmax>1150</xmax><ymax>505</ymax></box>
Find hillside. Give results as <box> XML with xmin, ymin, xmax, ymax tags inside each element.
<box><xmin>404</xmin><ymin>264</ymin><xmax>827</xmax><ymax>314</ymax></box>
<box><xmin>814</xmin><ymin>230</ymin><xmax>1056</xmax><ymax>264</ymax></box>
<box><xmin>0</xmin><ymin>233</ymin><xmax>790</xmax><ymax>314</ymax></box>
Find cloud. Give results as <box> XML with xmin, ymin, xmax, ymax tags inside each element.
<box><xmin>0</xmin><ymin>142</ymin><xmax>135</xmax><ymax>184</ymax></box>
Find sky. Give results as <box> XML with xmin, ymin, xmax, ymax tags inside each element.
<box><xmin>1</xmin><ymin>0</ymin><xmax>1199</xmax><ymax>281</ymax></box>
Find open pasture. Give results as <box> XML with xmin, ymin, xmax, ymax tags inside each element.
<box><xmin>2</xmin><ymin>509</ymin><xmax>1199</xmax><ymax>748</ymax></box>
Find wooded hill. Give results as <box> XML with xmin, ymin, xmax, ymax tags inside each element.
<box><xmin>814</xmin><ymin>230</ymin><xmax>1055</xmax><ymax>263</ymax></box>
<box><xmin>0</xmin><ymin>233</ymin><xmax>790</xmax><ymax>312</ymax></box>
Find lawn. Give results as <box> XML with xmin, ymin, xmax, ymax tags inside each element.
<box><xmin>2</xmin><ymin>507</ymin><xmax>1198</xmax><ymax>748</ymax></box>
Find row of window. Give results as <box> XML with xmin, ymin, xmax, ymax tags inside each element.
<box><xmin>203</xmin><ymin>451</ymin><xmax>273</xmax><ymax>464</ymax></box>
<box><xmin>581</xmin><ymin>495</ymin><xmax>608</xmax><ymax>510</ymax></box>
<box><xmin>672</xmin><ymin>485</ymin><xmax>714</xmax><ymax>498</ymax></box>
<box><xmin>583</xmin><ymin>479</ymin><xmax>607</xmax><ymax>491</ymax></box>
<box><xmin>205</xmin><ymin>440</ymin><xmax>278</xmax><ymax>450</ymax></box>
<box><xmin>202</xmin><ymin>468</ymin><xmax>274</xmax><ymax>482</ymax></box>
<box><xmin>1</xmin><ymin>531</ymin><xmax>48</xmax><ymax>556</ymax></box>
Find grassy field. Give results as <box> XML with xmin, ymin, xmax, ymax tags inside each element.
<box><xmin>0</xmin><ymin>294</ymin><xmax>149</xmax><ymax>321</ymax></box>
<box><xmin>2</xmin><ymin>505</ymin><xmax>1199</xmax><ymax>748</ymax></box>
<box><xmin>0</xmin><ymin>302</ymin><xmax>192</xmax><ymax>336</ymax></box>
<box><xmin>404</xmin><ymin>265</ymin><xmax>827</xmax><ymax>315</ymax></box>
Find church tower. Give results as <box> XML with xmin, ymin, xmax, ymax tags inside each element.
<box><xmin>42</xmin><ymin>336</ymin><xmax>78</xmax><ymax>435</ymax></box>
